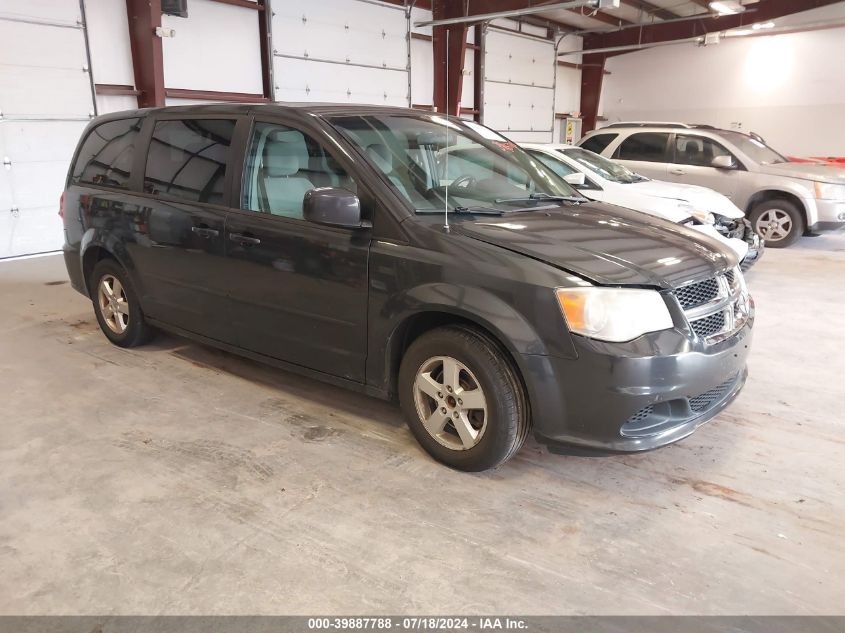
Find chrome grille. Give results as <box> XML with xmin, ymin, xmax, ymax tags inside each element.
<box><xmin>674</xmin><ymin>268</ymin><xmax>749</xmax><ymax>344</ymax></box>
<box><xmin>690</xmin><ymin>311</ymin><xmax>725</xmax><ymax>339</ymax></box>
<box><xmin>675</xmin><ymin>278</ymin><xmax>719</xmax><ymax>310</ymax></box>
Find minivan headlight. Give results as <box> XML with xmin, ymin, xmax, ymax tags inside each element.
<box><xmin>556</xmin><ymin>287</ymin><xmax>675</xmax><ymax>342</ymax></box>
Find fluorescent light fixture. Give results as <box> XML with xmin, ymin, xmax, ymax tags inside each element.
<box><xmin>709</xmin><ymin>1</ymin><xmax>745</xmax><ymax>15</ymax></box>
<box><xmin>752</xmin><ymin>21</ymin><xmax>775</xmax><ymax>29</ymax></box>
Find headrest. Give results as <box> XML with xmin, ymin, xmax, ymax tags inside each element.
<box><xmin>366</xmin><ymin>143</ymin><xmax>393</xmax><ymax>173</ymax></box>
<box><xmin>263</xmin><ymin>130</ymin><xmax>308</xmax><ymax>177</ymax></box>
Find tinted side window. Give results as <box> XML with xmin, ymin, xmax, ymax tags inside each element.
<box><xmin>674</xmin><ymin>134</ymin><xmax>736</xmax><ymax>167</ymax></box>
<box><xmin>72</xmin><ymin>118</ymin><xmax>142</xmax><ymax>189</ymax></box>
<box><xmin>241</xmin><ymin>121</ymin><xmax>356</xmax><ymax>219</ymax></box>
<box><xmin>143</xmin><ymin>119</ymin><xmax>235</xmax><ymax>204</ymax></box>
<box><xmin>580</xmin><ymin>133</ymin><xmax>617</xmax><ymax>155</ymax></box>
<box><xmin>614</xmin><ymin>132</ymin><xmax>670</xmax><ymax>162</ymax></box>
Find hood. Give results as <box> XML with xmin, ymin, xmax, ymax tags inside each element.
<box><xmin>628</xmin><ymin>179</ymin><xmax>744</xmax><ymax>218</ymax></box>
<box><xmin>759</xmin><ymin>162</ymin><xmax>845</xmax><ymax>184</ymax></box>
<box><xmin>449</xmin><ymin>201</ymin><xmax>737</xmax><ymax>289</ymax></box>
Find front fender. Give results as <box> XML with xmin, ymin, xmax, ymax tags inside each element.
<box><xmin>367</xmin><ymin>281</ymin><xmax>579</xmax><ymax>398</ymax></box>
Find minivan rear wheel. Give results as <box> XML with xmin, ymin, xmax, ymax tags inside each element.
<box><xmin>90</xmin><ymin>259</ymin><xmax>153</xmax><ymax>347</ymax></box>
<box><xmin>750</xmin><ymin>199</ymin><xmax>803</xmax><ymax>248</ymax></box>
<box><xmin>398</xmin><ymin>325</ymin><xmax>529</xmax><ymax>471</ymax></box>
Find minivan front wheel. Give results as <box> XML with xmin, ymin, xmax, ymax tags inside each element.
<box><xmin>90</xmin><ymin>259</ymin><xmax>153</xmax><ymax>347</ymax></box>
<box><xmin>398</xmin><ymin>326</ymin><xmax>529</xmax><ymax>471</ymax></box>
<box><xmin>750</xmin><ymin>200</ymin><xmax>803</xmax><ymax>248</ymax></box>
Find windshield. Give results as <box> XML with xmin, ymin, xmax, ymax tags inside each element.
<box><xmin>719</xmin><ymin>131</ymin><xmax>788</xmax><ymax>165</ymax></box>
<box><xmin>560</xmin><ymin>147</ymin><xmax>646</xmax><ymax>184</ymax></box>
<box><xmin>328</xmin><ymin>113</ymin><xmax>581</xmax><ymax>213</ymax></box>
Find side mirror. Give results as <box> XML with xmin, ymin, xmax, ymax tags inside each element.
<box><xmin>303</xmin><ymin>187</ymin><xmax>369</xmax><ymax>229</ymax></box>
<box><xmin>711</xmin><ymin>155</ymin><xmax>737</xmax><ymax>170</ymax></box>
<box><xmin>564</xmin><ymin>172</ymin><xmax>586</xmax><ymax>187</ymax></box>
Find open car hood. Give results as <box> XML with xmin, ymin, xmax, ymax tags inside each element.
<box><xmin>449</xmin><ymin>201</ymin><xmax>737</xmax><ymax>289</ymax></box>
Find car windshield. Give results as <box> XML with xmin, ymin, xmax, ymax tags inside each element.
<box><xmin>328</xmin><ymin>113</ymin><xmax>581</xmax><ymax>213</ymax></box>
<box><xmin>719</xmin><ymin>131</ymin><xmax>788</xmax><ymax>165</ymax></box>
<box><xmin>560</xmin><ymin>147</ymin><xmax>646</xmax><ymax>184</ymax></box>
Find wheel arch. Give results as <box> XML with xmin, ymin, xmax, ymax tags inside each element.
<box><xmin>79</xmin><ymin>230</ymin><xmax>139</xmax><ymax>297</ymax></box>
<box><xmin>381</xmin><ymin>304</ymin><xmax>541</xmax><ymax>404</ymax></box>
<box><xmin>746</xmin><ymin>189</ymin><xmax>809</xmax><ymax>233</ymax></box>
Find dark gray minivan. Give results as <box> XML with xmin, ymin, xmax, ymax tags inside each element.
<box><xmin>61</xmin><ymin>104</ymin><xmax>754</xmax><ymax>470</ymax></box>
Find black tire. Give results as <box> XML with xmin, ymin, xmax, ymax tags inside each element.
<box><xmin>90</xmin><ymin>259</ymin><xmax>153</xmax><ymax>348</ymax></box>
<box><xmin>398</xmin><ymin>325</ymin><xmax>530</xmax><ymax>471</ymax></box>
<box><xmin>749</xmin><ymin>199</ymin><xmax>804</xmax><ymax>248</ymax></box>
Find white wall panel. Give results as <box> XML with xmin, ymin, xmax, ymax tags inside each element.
<box><xmin>0</xmin><ymin>0</ymin><xmax>80</xmax><ymax>24</ymax></box>
<box><xmin>162</xmin><ymin>0</ymin><xmax>263</xmax><ymax>93</ymax></box>
<box><xmin>483</xmin><ymin>29</ymin><xmax>555</xmax><ymax>142</ymax></box>
<box><xmin>274</xmin><ymin>58</ymin><xmax>408</xmax><ymax>106</ymax></box>
<box><xmin>84</xmin><ymin>0</ymin><xmax>135</xmax><ymax>88</ymax></box>
<box><xmin>0</xmin><ymin>21</ymin><xmax>92</xmax><ymax>118</ymax></box>
<box><xmin>0</xmin><ymin>1</ymin><xmax>95</xmax><ymax>257</ymax></box>
<box><xmin>273</xmin><ymin>0</ymin><xmax>409</xmax><ymax>106</ymax></box>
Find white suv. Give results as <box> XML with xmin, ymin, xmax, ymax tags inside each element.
<box><xmin>578</xmin><ymin>123</ymin><xmax>845</xmax><ymax>247</ymax></box>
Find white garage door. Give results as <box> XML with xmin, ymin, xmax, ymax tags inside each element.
<box><xmin>483</xmin><ymin>28</ymin><xmax>555</xmax><ymax>143</ymax></box>
<box><xmin>0</xmin><ymin>3</ymin><xmax>95</xmax><ymax>258</ymax></box>
<box><xmin>272</xmin><ymin>0</ymin><xmax>409</xmax><ymax>106</ymax></box>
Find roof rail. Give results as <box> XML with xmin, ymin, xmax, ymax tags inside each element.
<box><xmin>601</xmin><ymin>122</ymin><xmax>694</xmax><ymax>129</ymax></box>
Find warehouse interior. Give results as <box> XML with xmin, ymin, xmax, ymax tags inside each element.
<box><xmin>1</xmin><ymin>0</ymin><xmax>844</xmax><ymax>621</ymax></box>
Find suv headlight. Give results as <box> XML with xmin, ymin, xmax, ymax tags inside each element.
<box><xmin>556</xmin><ymin>287</ymin><xmax>675</xmax><ymax>342</ymax></box>
<box><xmin>678</xmin><ymin>202</ymin><xmax>715</xmax><ymax>224</ymax></box>
<box><xmin>814</xmin><ymin>181</ymin><xmax>845</xmax><ymax>200</ymax></box>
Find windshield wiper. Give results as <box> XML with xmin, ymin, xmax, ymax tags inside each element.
<box><xmin>495</xmin><ymin>192</ymin><xmax>587</xmax><ymax>204</ymax></box>
<box><xmin>416</xmin><ymin>206</ymin><xmax>503</xmax><ymax>216</ymax></box>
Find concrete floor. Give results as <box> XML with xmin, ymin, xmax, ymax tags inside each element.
<box><xmin>1</xmin><ymin>234</ymin><xmax>844</xmax><ymax>615</ymax></box>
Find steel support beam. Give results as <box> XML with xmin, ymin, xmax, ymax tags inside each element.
<box><xmin>257</xmin><ymin>0</ymin><xmax>273</xmax><ymax>100</ymax></box>
<box><xmin>582</xmin><ymin>0</ymin><xmax>842</xmax><ymax>50</ymax></box>
<box><xmin>432</xmin><ymin>0</ymin><xmax>468</xmax><ymax>115</ymax></box>
<box><xmin>125</xmin><ymin>0</ymin><xmax>165</xmax><ymax>108</ymax></box>
<box><xmin>579</xmin><ymin>52</ymin><xmax>605</xmax><ymax>133</ymax></box>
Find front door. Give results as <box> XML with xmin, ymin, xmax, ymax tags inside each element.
<box><xmin>224</xmin><ymin>119</ymin><xmax>369</xmax><ymax>382</ymax></box>
<box><xmin>665</xmin><ymin>133</ymin><xmax>741</xmax><ymax>201</ymax></box>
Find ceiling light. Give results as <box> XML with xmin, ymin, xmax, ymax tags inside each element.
<box><xmin>752</xmin><ymin>21</ymin><xmax>775</xmax><ymax>29</ymax></box>
<box><xmin>709</xmin><ymin>1</ymin><xmax>746</xmax><ymax>15</ymax></box>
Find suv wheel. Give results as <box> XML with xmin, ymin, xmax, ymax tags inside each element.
<box><xmin>90</xmin><ymin>259</ymin><xmax>153</xmax><ymax>347</ymax></box>
<box><xmin>398</xmin><ymin>325</ymin><xmax>529</xmax><ymax>471</ymax></box>
<box><xmin>750</xmin><ymin>199</ymin><xmax>804</xmax><ymax>248</ymax></box>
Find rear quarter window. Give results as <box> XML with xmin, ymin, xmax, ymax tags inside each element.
<box><xmin>614</xmin><ymin>132</ymin><xmax>670</xmax><ymax>163</ymax></box>
<box><xmin>71</xmin><ymin>118</ymin><xmax>143</xmax><ymax>189</ymax></box>
<box><xmin>579</xmin><ymin>133</ymin><xmax>618</xmax><ymax>155</ymax></box>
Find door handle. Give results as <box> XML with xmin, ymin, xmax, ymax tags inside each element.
<box><xmin>670</xmin><ymin>168</ymin><xmax>686</xmax><ymax>175</ymax></box>
<box><xmin>229</xmin><ymin>232</ymin><xmax>261</xmax><ymax>246</ymax></box>
<box><xmin>191</xmin><ymin>226</ymin><xmax>219</xmax><ymax>238</ymax></box>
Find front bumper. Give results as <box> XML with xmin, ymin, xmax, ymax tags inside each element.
<box><xmin>809</xmin><ymin>198</ymin><xmax>845</xmax><ymax>232</ymax></box>
<box><xmin>740</xmin><ymin>224</ymin><xmax>764</xmax><ymax>271</ymax></box>
<box><xmin>522</xmin><ymin>320</ymin><xmax>753</xmax><ymax>453</ymax></box>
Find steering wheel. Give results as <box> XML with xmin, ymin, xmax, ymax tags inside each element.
<box><xmin>451</xmin><ymin>174</ymin><xmax>477</xmax><ymax>190</ymax></box>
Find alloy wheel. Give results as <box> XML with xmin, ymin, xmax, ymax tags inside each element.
<box><xmin>97</xmin><ymin>274</ymin><xmax>129</xmax><ymax>334</ymax></box>
<box><xmin>755</xmin><ymin>208</ymin><xmax>792</xmax><ymax>243</ymax></box>
<box><xmin>413</xmin><ymin>355</ymin><xmax>488</xmax><ymax>451</ymax></box>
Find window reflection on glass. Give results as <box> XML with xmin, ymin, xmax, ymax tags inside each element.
<box><xmin>143</xmin><ymin>119</ymin><xmax>235</xmax><ymax>204</ymax></box>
